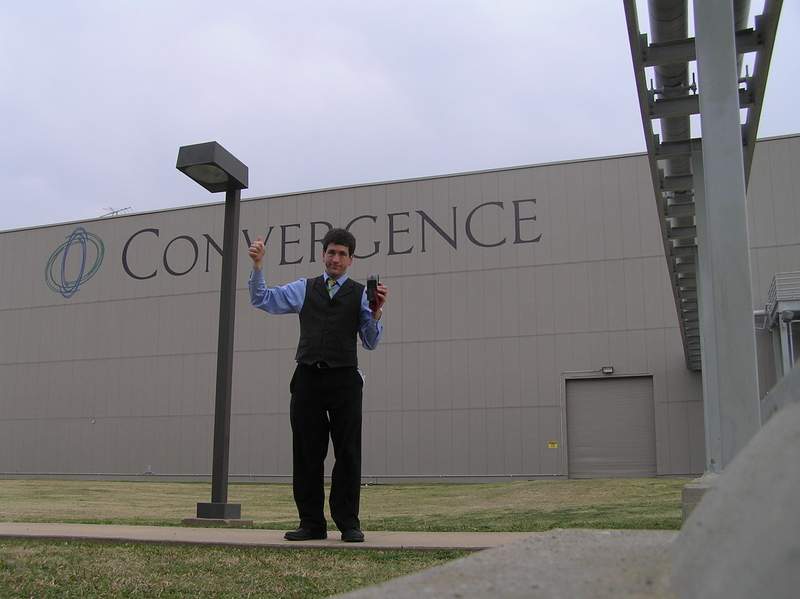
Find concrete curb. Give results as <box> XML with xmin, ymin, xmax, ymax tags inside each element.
<box><xmin>0</xmin><ymin>522</ymin><xmax>534</xmax><ymax>551</ymax></box>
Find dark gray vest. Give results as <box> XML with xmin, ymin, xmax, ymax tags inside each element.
<box><xmin>295</xmin><ymin>276</ymin><xmax>364</xmax><ymax>368</ymax></box>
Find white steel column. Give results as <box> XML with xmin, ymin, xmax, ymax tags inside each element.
<box><xmin>693</xmin><ymin>0</ymin><xmax>761</xmax><ymax>471</ymax></box>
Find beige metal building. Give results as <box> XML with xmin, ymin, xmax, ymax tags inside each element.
<box><xmin>2</xmin><ymin>133</ymin><xmax>799</xmax><ymax>481</ymax></box>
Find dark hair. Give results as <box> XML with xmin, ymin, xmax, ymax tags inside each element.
<box><xmin>322</xmin><ymin>228</ymin><xmax>356</xmax><ymax>256</ymax></box>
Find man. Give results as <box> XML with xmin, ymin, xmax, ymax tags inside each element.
<box><xmin>248</xmin><ymin>228</ymin><xmax>387</xmax><ymax>542</ymax></box>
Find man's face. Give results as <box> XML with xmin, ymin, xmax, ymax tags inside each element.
<box><xmin>322</xmin><ymin>243</ymin><xmax>354</xmax><ymax>280</ymax></box>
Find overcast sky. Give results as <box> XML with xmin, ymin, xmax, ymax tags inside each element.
<box><xmin>2</xmin><ymin>1</ymin><xmax>798</xmax><ymax>232</ymax></box>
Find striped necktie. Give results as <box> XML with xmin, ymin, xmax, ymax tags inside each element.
<box><xmin>326</xmin><ymin>278</ymin><xmax>336</xmax><ymax>298</ymax></box>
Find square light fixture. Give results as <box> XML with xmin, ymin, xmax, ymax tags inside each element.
<box><xmin>176</xmin><ymin>141</ymin><xmax>249</xmax><ymax>193</ymax></box>
<box><xmin>601</xmin><ymin>366</ymin><xmax>614</xmax><ymax>375</ymax></box>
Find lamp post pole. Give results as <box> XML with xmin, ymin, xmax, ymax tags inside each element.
<box><xmin>202</xmin><ymin>184</ymin><xmax>241</xmax><ymax>517</ymax></box>
<box><xmin>176</xmin><ymin>142</ymin><xmax>249</xmax><ymax>522</ymax></box>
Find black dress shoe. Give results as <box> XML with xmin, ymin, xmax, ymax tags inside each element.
<box><xmin>341</xmin><ymin>529</ymin><xmax>365</xmax><ymax>543</ymax></box>
<box><xmin>284</xmin><ymin>528</ymin><xmax>327</xmax><ymax>541</ymax></box>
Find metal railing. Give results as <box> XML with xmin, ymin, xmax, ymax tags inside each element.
<box><xmin>766</xmin><ymin>272</ymin><xmax>800</xmax><ymax>316</ymax></box>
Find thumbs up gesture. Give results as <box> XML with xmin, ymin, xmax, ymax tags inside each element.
<box><xmin>248</xmin><ymin>236</ymin><xmax>266</xmax><ymax>270</ymax></box>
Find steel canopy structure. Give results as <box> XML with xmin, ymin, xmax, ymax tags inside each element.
<box><xmin>623</xmin><ymin>0</ymin><xmax>782</xmax><ymax>371</ymax></box>
<box><xmin>623</xmin><ymin>0</ymin><xmax>783</xmax><ymax>471</ymax></box>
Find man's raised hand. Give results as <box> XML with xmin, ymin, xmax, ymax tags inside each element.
<box><xmin>249</xmin><ymin>236</ymin><xmax>266</xmax><ymax>269</ymax></box>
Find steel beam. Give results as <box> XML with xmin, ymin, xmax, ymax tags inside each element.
<box><xmin>693</xmin><ymin>1</ymin><xmax>761</xmax><ymax>472</ymax></box>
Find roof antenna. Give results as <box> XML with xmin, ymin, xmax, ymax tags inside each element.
<box><xmin>101</xmin><ymin>207</ymin><xmax>132</xmax><ymax>217</ymax></box>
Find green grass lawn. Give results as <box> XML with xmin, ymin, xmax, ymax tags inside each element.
<box><xmin>0</xmin><ymin>478</ymin><xmax>687</xmax><ymax>598</ymax></box>
<box><xmin>0</xmin><ymin>478</ymin><xmax>686</xmax><ymax>531</ymax></box>
<box><xmin>0</xmin><ymin>540</ymin><xmax>465</xmax><ymax>599</ymax></box>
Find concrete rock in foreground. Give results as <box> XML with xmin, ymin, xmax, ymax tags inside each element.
<box><xmin>335</xmin><ymin>529</ymin><xmax>677</xmax><ymax>599</ymax></box>
<box><xmin>670</xmin><ymin>399</ymin><xmax>800</xmax><ymax>599</ymax></box>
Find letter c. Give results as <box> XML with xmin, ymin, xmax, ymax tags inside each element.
<box><xmin>122</xmin><ymin>228</ymin><xmax>159</xmax><ymax>280</ymax></box>
<box><xmin>465</xmin><ymin>202</ymin><xmax>506</xmax><ymax>248</ymax></box>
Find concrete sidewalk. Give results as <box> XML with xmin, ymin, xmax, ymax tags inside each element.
<box><xmin>0</xmin><ymin>522</ymin><xmax>534</xmax><ymax>551</ymax></box>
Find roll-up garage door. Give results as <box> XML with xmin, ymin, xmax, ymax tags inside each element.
<box><xmin>565</xmin><ymin>376</ymin><xmax>656</xmax><ymax>478</ymax></box>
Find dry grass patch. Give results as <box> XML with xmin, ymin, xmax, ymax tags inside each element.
<box><xmin>0</xmin><ymin>478</ymin><xmax>686</xmax><ymax>532</ymax></box>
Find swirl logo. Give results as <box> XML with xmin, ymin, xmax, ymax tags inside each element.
<box><xmin>45</xmin><ymin>227</ymin><xmax>105</xmax><ymax>298</ymax></box>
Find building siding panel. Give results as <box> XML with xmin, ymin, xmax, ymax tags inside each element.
<box><xmin>3</xmin><ymin>138</ymin><xmax>798</xmax><ymax>480</ymax></box>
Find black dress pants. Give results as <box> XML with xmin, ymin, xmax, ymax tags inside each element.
<box><xmin>289</xmin><ymin>364</ymin><xmax>363</xmax><ymax>533</ymax></box>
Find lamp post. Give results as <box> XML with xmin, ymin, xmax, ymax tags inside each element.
<box><xmin>176</xmin><ymin>141</ymin><xmax>248</xmax><ymax>521</ymax></box>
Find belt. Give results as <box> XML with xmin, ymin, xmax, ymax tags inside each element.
<box><xmin>298</xmin><ymin>361</ymin><xmax>353</xmax><ymax>370</ymax></box>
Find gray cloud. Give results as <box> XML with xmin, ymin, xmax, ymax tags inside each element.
<box><xmin>1</xmin><ymin>0</ymin><xmax>797</xmax><ymax>231</ymax></box>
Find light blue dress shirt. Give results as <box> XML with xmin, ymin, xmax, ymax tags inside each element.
<box><xmin>248</xmin><ymin>269</ymin><xmax>383</xmax><ymax>350</ymax></box>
